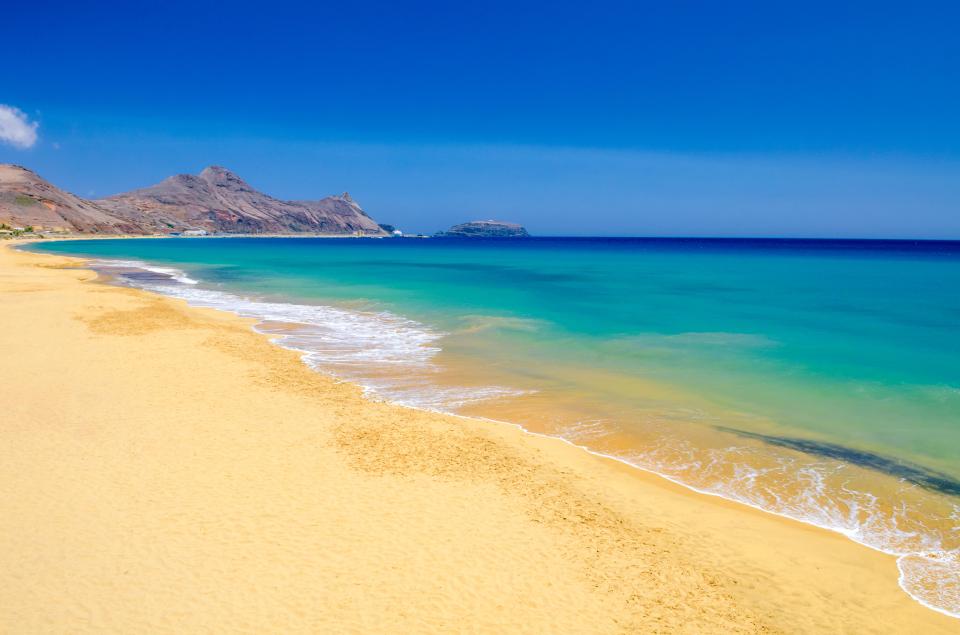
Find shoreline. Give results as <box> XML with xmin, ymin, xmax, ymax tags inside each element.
<box><xmin>2</xmin><ymin>241</ymin><xmax>957</xmax><ymax>632</ymax></box>
<box><xmin>25</xmin><ymin>237</ymin><xmax>960</xmax><ymax>620</ymax></box>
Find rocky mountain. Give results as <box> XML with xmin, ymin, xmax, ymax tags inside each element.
<box><xmin>437</xmin><ymin>220</ymin><xmax>530</xmax><ymax>238</ymax></box>
<box><xmin>0</xmin><ymin>164</ymin><xmax>385</xmax><ymax>235</ymax></box>
<box><xmin>103</xmin><ymin>166</ymin><xmax>384</xmax><ymax>235</ymax></box>
<box><xmin>0</xmin><ymin>164</ymin><xmax>156</xmax><ymax>234</ymax></box>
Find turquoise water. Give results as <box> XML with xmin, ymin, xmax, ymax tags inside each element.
<box><xmin>30</xmin><ymin>237</ymin><xmax>960</xmax><ymax>616</ymax></box>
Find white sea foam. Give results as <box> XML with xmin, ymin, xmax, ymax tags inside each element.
<box><xmin>92</xmin><ymin>259</ymin><xmax>199</xmax><ymax>285</ymax></box>
<box><xmin>615</xmin><ymin>436</ymin><xmax>960</xmax><ymax>618</ymax></box>
<box><xmin>90</xmin><ymin>256</ymin><xmax>960</xmax><ymax>620</ymax></box>
<box><xmin>95</xmin><ymin>258</ymin><xmax>524</xmax><ymax>412</ymax></box>
<box><xmin>555</xmin><ymin>419</ymin><xmax>616</xmax><ymax>443</ymax></box>
<box><xmin>355</xmin><ymin>379</ymin><xmax>530</xmax><ymax>411</ymax></box>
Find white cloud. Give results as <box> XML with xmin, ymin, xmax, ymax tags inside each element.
<box><xmin>0</xmin><ymin>105</ymin><xmax>39</xmax><ymax>149</ymax></box>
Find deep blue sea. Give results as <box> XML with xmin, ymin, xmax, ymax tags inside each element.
<box><xmin>29</xmin><ymin>236</ymin><xmax>960</xmax><ymax>617</ymax></box>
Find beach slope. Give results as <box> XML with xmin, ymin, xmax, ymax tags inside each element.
<box><xmin>0</xmin><ymin>243</ymin><xmax>954</xmax><ymax>633</ymax></box>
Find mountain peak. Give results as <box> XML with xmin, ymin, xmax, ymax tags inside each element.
<box><xmin>200</xmin><ymin>165</ymin><xmax>232</xmax><ymax>176</ymax></box>
<box><xmin>196</xmin><ymin>166</ymin><xmax>255</xmax><ymax>193</ymax></box>
<box><xmin>199</xmin><ymin>165</ymin><xmax>241</xmax><ymax>181</ymax></box>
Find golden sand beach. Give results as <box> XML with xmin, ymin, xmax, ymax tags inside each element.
<box><xmin>0</xmin><ymin>241</ymin><xmax>956</xmax><ymax>633</ymax></box>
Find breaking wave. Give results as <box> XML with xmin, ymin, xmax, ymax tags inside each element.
<box><xmin>90</xmin><ymin>258</ymin><xmax>524</xmax><ymax>412</ymax></box>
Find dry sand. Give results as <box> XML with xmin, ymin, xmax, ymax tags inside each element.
<box><xmin>0</xmin><ymin>242</ymin><xmax>956</xmax><ymax>633</ymax></box>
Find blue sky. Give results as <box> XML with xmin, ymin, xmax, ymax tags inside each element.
<box><xmin>3</xmin><ymin>0</ymin><xmax>959</xmax><ymax>237</ymax></box>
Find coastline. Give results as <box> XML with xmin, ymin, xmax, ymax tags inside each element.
<box><xmin>1</xmin><ymin>241</ymin><xmax>956</xmax><ymax>633</ymax></box>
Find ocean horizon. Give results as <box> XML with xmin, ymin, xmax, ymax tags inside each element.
<box><xmin>30</xmin><ymin>235</ymin><xmax>960</xmax><ymax>618</ymax></box>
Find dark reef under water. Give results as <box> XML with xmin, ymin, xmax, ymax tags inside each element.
<box><xmin>719</xmin><ymin>427</ymin><xmax>960</xmax><ymax>497</ymax></box>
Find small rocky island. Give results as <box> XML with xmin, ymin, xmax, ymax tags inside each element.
<box><xmin>437</xmin><ymin>219</ymin><xmax>530</xmax><ymax>238</ymax></box>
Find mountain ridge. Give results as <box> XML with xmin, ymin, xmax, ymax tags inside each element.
<box><xmin>0</xmin><ymin>164</ymin><xmax>385</xmax><ymax>236</ymax></box>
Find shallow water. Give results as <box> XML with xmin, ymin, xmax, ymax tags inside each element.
<box><xmin>30</xmin><ymin>236</ymin><xmax>960</xmax><ymax>617</ymax></box>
